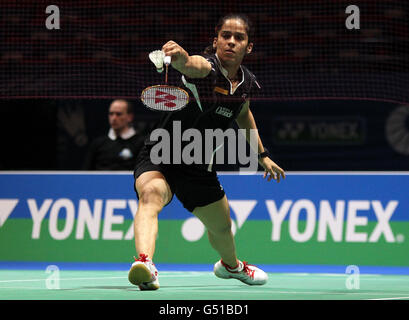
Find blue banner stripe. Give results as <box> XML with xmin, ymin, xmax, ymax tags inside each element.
<box><xmin>1</xmin><ymin>173</ymin><xmax>408</xmax><ymax>221</ymax></box>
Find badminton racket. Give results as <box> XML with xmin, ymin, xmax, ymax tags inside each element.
<box><xmin>141</xmin><ymin>53</ymin><xmax>190</xmax><ymax>112</ymax></box>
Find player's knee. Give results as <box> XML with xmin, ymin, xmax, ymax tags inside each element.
<box><xmin>138</xmin><ymin>184</ymin><xmax>168</xmax><ymax>208</ymax></box>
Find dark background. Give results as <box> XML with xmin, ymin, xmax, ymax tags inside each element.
<box><xmin>0</xmin><ymin>0</ymin><xmax>408</xmax><ymax>171</ymax></box>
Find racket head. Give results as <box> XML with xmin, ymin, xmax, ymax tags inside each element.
<box><xmin>141</xmin><ymin>85</ymin><xmax>190</xmax><ymax>112</ymax></box>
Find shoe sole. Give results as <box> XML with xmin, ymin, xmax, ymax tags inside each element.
<box><xmin>128</xmin><ymin>263</ymin><xmax>153</xmax><ymax>286</ymax></box>
<box><xmin>215</xmin><ymin>272</ymin><xmax>266</xmax><ymax>285</ymax></box>
<box><xmin>139</xmin><ymin>282</ymin><xmax>160</xmax><ymax>291</ymax></box>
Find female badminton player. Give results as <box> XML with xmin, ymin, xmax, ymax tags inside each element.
<box><xmin>128</xmin><ymin>13</ymin><xmax>285</xmax><ymax>290</ymax></box>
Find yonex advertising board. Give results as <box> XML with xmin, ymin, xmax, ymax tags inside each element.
<box><xmin>0</xmin><ymin>172</ymin><xmax>408</xmax><ymax>266</ymax></box>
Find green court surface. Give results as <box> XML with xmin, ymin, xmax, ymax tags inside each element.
<box><xmin>1</xmin><ymin>270</ymin><xmax>409</xmax><ymax>300</ymax></box>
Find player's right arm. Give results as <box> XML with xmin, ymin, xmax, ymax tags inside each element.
<box><xmin>162</xmin><ymin>41</ymin><xmax>211</xmax><ymax>79</ymax></box>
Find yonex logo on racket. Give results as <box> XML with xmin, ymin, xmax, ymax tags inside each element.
<box><xmin>141</xmin><ymin>85</ymin><xmax>189</xmax><ymax>112</ymax></box>
<box><xmin>155</xmin><ymin>90</ymin><xmax>177</xmax><ymax>108</ymax></box>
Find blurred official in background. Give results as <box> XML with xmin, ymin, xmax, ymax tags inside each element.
<box><xmin>83</xmin><ymin>99</ymin><xmax>144</xmax><ymax>170</ymax></box>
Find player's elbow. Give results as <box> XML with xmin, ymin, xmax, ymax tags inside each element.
<box><xmin>183</xmin><ymin>56</ymin><xmax>212</xmax><ymax>78</ymax></box>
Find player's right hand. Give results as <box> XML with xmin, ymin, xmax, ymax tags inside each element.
<box><xmin>162</xmin><ymin>41</ymin><xmax>188</xmax><ymax>66</ymax></box>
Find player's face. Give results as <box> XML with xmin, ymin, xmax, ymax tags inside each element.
<box><xmin>213</xmin><ymin>19</ymin><xmax>253</xmax><ymax>67</ymax></box>
<box><xmin>108</xmin><ymin>101</ymin><xmax>132</xmax><ymax>131</ymax></box>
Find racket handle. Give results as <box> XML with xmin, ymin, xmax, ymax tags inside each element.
<box><xmin>164</xmin><ymin>56</ymin><xmax>170</xmax><ymax>83</ymax></box>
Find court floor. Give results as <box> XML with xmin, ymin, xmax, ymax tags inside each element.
<box><xmin>1</xmin><ymin>269</ymin><xmax>409</xmax><ymax>300</ymax></box>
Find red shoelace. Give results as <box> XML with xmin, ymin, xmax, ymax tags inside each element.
<box><xmin>134</xmin><ymin>253</ymin><xmax>149</xmax><ymax>262</ymax></box>
<box><xmin>242</xmin><ymin>261</ymin><xmax>255</xmax><ymax>279</ymax></box>
<box><xmin>223</xmin><ymin>260</ymin><xmax>256</xmax><ymax>279</ymax></box>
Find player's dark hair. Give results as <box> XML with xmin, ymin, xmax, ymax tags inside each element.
<box><xmin>204</xmin><ymin>13</ymin><xmax>254</xmax><ymax>55</ymax></box>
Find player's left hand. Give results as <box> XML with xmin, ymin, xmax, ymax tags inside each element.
<box><xmin>259</xmin><ymin>157</ymin><xmax>285</xmax><ymax>183</ymax></box>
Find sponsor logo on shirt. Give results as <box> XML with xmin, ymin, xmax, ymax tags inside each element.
<box><xmin>215</xmin><ymin>106</ymin><xmax>233</xmax><ymax>118</ymax></box>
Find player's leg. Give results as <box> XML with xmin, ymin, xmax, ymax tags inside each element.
<box><xmin>193</xmin><ymin>195</ymin><xmax>268</xmax><ymax>285</ymax></box>
<box><xmin>129</xmin><ymin>170</ymin><xmax>173</xmax><ymax>290</ymax></box>
<box><xmin>134</xmin><ymin>170</ymin><xmax>173</xmax><ymax>258</ymax></box>
<box><xmin>192</xmin><ymin>195</ymin><xmax>238</xmax><ymax>268</ymax></box>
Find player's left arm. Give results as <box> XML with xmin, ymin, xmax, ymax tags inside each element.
<box><xmin>235</xmin><ymin>100</ymin><xmax>286</xmax><ymax>183</ymax></box>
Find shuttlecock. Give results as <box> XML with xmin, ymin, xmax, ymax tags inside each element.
<box><xmin>149</xmin><ymin>50</ymin><xmax>165</xmax><ymax>73</ymax></box>
<box><xmin>164</xmin><ymin>55</ymin><xmax>171</xmax><ymax>65</ymax></box>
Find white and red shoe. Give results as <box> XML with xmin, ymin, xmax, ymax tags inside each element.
<box><xmin>214</xmin><ymin>259</ymin><xmax>268</xmax><ymax>285</ymax></box>
<box><xmin>128</xmin><ymin>254</ymin><xmax>160</xmax><ymax>290</ymax></box>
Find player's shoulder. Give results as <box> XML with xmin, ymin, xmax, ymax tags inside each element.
<box><xmin>240</xmin><ymin>64</ymin><xmax>261</xmax><ymax>93</ymax></box>
<box><xmin>202</xmin><ymin>52</ymin><xmax>216</xmax><ymax>62</ymax></box>
<box><xmin>241</xmin><ymin>64</ymin><xmax>259</xmax><ymax>85</ymax></box>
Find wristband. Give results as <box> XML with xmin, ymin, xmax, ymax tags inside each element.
<box><xmin>258</xmin><ymin>148</ymin><xmax>270</xmax><ymax>159</ymax></box>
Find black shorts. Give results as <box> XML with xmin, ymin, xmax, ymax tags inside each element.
<box><xmin>133</xmin><ymin>145</ymin><xmax>225</xmax><ymax>212</ymax></box>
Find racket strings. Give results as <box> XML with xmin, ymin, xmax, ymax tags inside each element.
<box><xmin>141</xmin><ymin>85</ymin><xmax>190</xmax><ymax>111</ymax></box>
